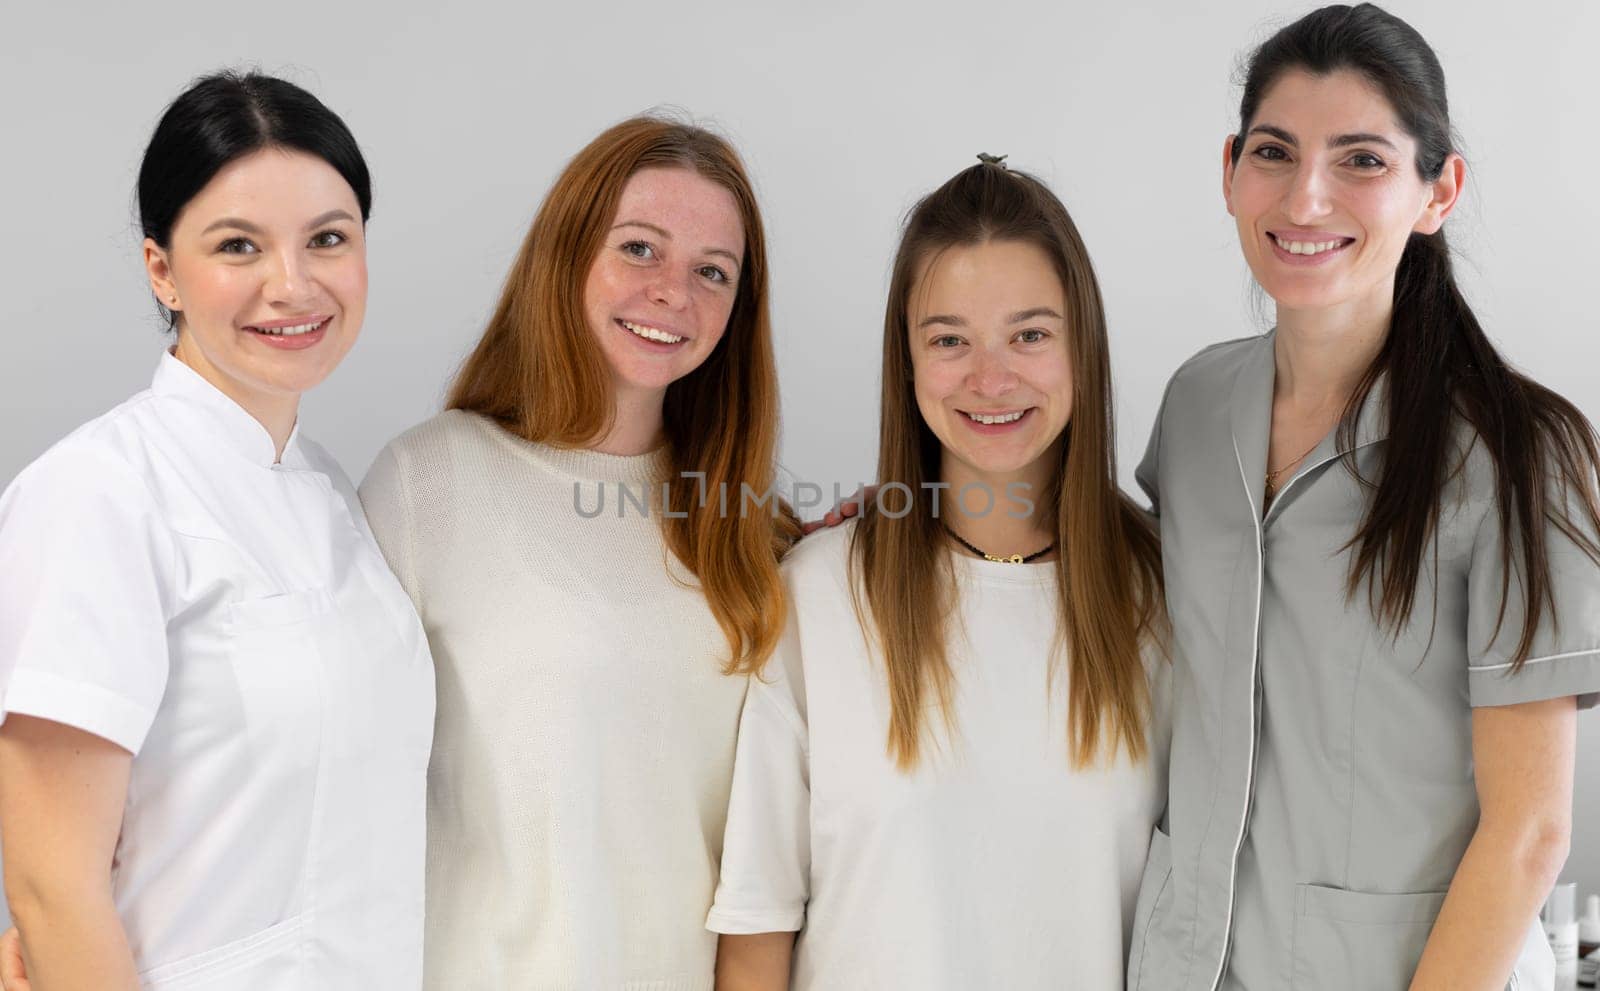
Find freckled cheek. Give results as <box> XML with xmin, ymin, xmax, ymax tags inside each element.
<box><xmin>696</xmin><ymin>295</ymin><xmax>737</xmax><ymax>347</ymax></box>
<box><xmin>583</xmin><ymin>260</ymin><xmax>634</xmax><ymax>314</ymax></box>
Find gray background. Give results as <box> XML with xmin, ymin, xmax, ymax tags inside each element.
<box><xmin>2</xmin><ymin>0</ymin><xmax>1595</xmax><ymax>931</ymax></box>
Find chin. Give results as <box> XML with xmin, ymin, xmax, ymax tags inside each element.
<box><xmin>1259</xmin><ymin>280</ymin><xmax>1349</xmax><ymax>312</ymax></box>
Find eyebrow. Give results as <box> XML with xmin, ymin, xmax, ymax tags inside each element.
<box><xmin>917</xmin><ymin>307</ymin><xmax>1063</xmax><ymax>330</ymax></box>
<box><xmin>611</xmin><ymin>220</ymin><xmax>741</xmax><ymax>269</ymax></box>
<box><xmin>199</xmin><ymin>209</ymin><xmax>358</xmax><ymax>237</ymax></box>
<box><xmin>1246</xmin><ymin>124</ymin><xmax>1398</xmax><ymax>152</ymax></box>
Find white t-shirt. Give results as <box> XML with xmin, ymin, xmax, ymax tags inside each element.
<box><xmin>0</xmin><ymin>352</ymin><xmax>434</xmax><ymax>989</ymax></box>
<box><xmin>707</xmin><ymin>522</ymin><xmax>1170</xmax><ymax>989</ymax></box>
<box><xmin>359</xmin><ymin>410</ymin><xmax>750</xmax><ymax>990</ymax></box>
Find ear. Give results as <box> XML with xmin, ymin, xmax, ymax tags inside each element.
<box><xmin>1222</xmin><ymin>135</ymin><xmax>1240</xmax><ymax>217</ymax></box>
<box><xmin>1414</xmin><ymin>152</ymin><xmax>1465</xmax><ymax>235</ymax></box>
<box><xmin>143</xmin><ymin>238</ymin><xmax>180</xmax><ymax>312</ymax></box>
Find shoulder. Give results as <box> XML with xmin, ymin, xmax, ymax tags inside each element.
<box><xmin>379</xmin><ymin>409</ymin><xmax>501</xmax><ymax>468</ymax></box>
<box><xmin>361</xmin><ymin>409</ymin><xmax>504</xmax><ymax>499</ymax></box>
<box><xmin>292</xmin><ymin>434</ymin><xmax>354</xmax><ymax>487</ymax></box>
<box><xmin>5</xmin><ymin>391</ymin><xmax>167</xmax><ymax>510</ymax></box>
<box><xmin>1163</xmin><ymin>333</ymin><xmax>1264</xmax><ymax>397</ymax></box>
<box><xmin>781</xmin><ymin>518</ymin><xmax>856</xmax><ymax>591</ymax></box>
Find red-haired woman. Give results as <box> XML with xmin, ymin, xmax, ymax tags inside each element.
<box><xmin>358</xmin><ymin>116</ymin><xmax>797</xmax><ymax>988</ymax></box>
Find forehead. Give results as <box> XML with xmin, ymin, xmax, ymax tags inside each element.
<box><xmin>911</xmin><ymin>240</ymin><xmax>1064</xmax><ymax>314</ymax></box>
<box><xmin>614</xmin><ymin>167</ymin><xmax>744</xmax><ymax>250</ymax></box>
<box><xmin>177</xmin><ymin>148</ymin><xmax>359</xmax><ymax>228</ymax></box>
<box><xmin>1253</xmin><ymin>68</ymin><xmax>1406</xmax><ymax>138</ymax></box>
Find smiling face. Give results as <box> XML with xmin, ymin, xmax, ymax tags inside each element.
<box><xmin>582</xmin><ymin>166</ymin><xmax>744</xmax><ymax>412</ymax></box>
<box><xmin>908</xmin><ymin>238</ymin><xmax>1073</xmax><ymax>495</ymax></box>
<box><xmin>1224</xmin><ymin>68</ymin><xmax>1459</xmax><ymax>317</ymax></box>
<box><xmin>147</xmin><ymin>147</ymin><xmax>367</xmax><ymax>418</ymax></box>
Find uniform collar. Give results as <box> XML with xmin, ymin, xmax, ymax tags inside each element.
<box><xmin>152</xmin><ymin>350</ymin><xmax>307</xmax><ymax>469</ymax></box>
<box><xmin>1228</xmin><ymin>329</ymin><xmax>1389</xmax><ymax>519</ymax></box>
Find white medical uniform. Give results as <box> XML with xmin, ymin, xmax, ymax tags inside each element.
<box><xmin>0</xmin><ymin>352</ymin><xmax>434</xmax><ymax>989</ymax></box>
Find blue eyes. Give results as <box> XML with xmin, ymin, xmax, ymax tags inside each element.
<box><xmin>619</xmin><ymin>240</ymin><xmax>732</xmax><ymax>285</ymax></box>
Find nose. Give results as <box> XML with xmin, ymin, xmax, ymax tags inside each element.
<box><xmin>647</xmin><ymin>265</ymin><xmax>694</xmax><ymax>310</ymax></box>
<box><xmin>264</xmin><ymin>247</ymin><xmax>315</xmax><ymax>305</ymax></box>
<box><xmin>967</xmin><ymin>346</ymin><xmax>1018</xmax><ymax>397</ymax></box>
<box><xmin>1283</xmin><ymin>161</ymin><xmax>1333</xmax><ymax>225</ymax></box>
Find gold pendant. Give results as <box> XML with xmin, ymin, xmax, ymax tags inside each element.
<box><xmin>986</xmin><ymin>553</ymin><xmax>1026</xmax><ymax>564</ymax></box>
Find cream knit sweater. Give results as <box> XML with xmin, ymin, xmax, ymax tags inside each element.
<box><xmin>359</xmin><ymin>410</ymin><xmax>745</xmax><ymax>991</ymax></box>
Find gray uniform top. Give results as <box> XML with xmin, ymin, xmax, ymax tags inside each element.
<box><xmin>1127</xmin><ymin>332</ymin><xmax>1600</xmax><ymax>991</ymax></box>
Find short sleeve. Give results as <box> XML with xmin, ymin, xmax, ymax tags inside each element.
<box><xmin>1136</xmin><ymin>373</ymin><xmax>1178</xmax><ymax>522</ymax></box>
<box><xmin>0</xmin><ymin>445</ymin><xmax>175</xmax><ymax>752</ymax></box>
<box><xmin>705</xmin><ymin>613</ymin><xmax>811</xmax><ymax>935</ymax></box>
<box><xmin>1465</xmin><ymin>479</ymin><xmax>1600</xmax><ymax>710</ymax></box>
<box><xmin>359</xmin><ymin>443</ymin><xmax>420</xmax><ymax>608</ymax></box>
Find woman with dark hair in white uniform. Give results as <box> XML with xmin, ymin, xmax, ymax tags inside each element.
<box><xmin>0</xmin><ymin>72</ymin><xmax>432</xmax><ymax>990</ymax></box>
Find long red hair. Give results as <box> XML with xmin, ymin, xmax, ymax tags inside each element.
<box><xmin>448</xmin><ymin>115</ymin><xmax>797</xmax><ymax>674</ymax></box>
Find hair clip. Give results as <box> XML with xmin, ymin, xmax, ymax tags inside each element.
<box><xmin>976</xmin><ymin>153</ymin><xmax>1008</xmax><ymax>169</ymax></box>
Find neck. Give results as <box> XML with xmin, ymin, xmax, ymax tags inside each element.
<box><xmin>938</xmin><ymin>447</ymin><xmax>1057</xmax><ymax>559</ymax></box>
<box><xmin>1272</xmin><ymin>284</ymin><xmax>1392</xmax><ymax>414</ymax></box>
<box><xmin>593</xmin><ymin>383</ymin><xmax>666</xmax><ymax>456</ymax></box>
<box><xmin>172</xmin><ymin>337</ymin><xmax>299</xmax><ymax>462</ymax></box>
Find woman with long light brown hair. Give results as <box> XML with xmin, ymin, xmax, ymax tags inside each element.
<box><xmin>707</xmin><ymin>160</ymin><xmax>1168</xmax><ymax>989</ymax></box>
<box><xmin>358</xmin><ymin>115</ymin><xmax>797</xmax><ymax>988</ymax></box>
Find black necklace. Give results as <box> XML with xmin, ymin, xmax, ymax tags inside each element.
<box><xmin>941</xmin><ymin>523</ymin><xmax>1054</xmax><ymax>564</ymax></box>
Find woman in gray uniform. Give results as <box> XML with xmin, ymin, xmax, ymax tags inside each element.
<box><xmin>1128</xmin><ymin>5</ymin><xmax>1600</xmax><ymax>990</ymax></box>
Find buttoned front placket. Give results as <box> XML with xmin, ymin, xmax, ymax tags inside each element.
<box><xmin>1201</xmin><ymin>334</ymin><xmax>1388</xmax><ymax>991</ymax></box>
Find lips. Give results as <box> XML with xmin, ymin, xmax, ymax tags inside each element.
<box><xmin>617</xmin><ymin>318</ymin><xmax>686</xmax><ymax>345</ymax></box>
<box><xmin>1266</xmin><ymin>231</ymin><xmax>1355</xmax><ymax>266</ymax></box>
<box><xmin>958</xmin><ymin>408</ymin><xmax>1036</xmax><ymax>433</ymax></box>
<box><xmin>243</xmin><ymin>316</ymin><xmax>333</xmax><ymax>336</ymax></box>
<box><xmin>242</xmin><ymin>316</ymin><xmax>331</xmax><ymax>351</ymax></box>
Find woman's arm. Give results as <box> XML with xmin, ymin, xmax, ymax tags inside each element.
<box><xmin>1409</xmin><ymin>696</ymin><xmax>1575</xmax><ymax>990</ymax></box>
<box><xmin>715</xmin><ymin>932</ymin><xmax>795</xmax><ymax>991</ymax></box>
<box><xmin>0</xmin><ymin>715</ymin><xmax>138</xmax><ymax>991</ymax></box>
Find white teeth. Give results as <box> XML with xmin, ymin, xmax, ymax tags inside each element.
<box><xmin>621</xmin><ymin>320</ymin><xmax>684</xmax><ymax>344</ymax></box>
<box><xmin>1276</xmin><ymin>236</ymin><xmax>1346</xmax><ymax>256</ymax></box>
<box><xmin>966</xmin><ymin>410</ymin><xmax>1025</xmax><ymax>425</ymax></box>
<box><xmin>253</xmin><ymin>320</ymin><xmax>324</xmax><ymax>336</ymax></box>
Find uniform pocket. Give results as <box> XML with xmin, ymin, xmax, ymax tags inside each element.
<box><xmin>138</xmin><ymin>912</ymin><xmax>306</xmax><ymax>988</ymax></box>
<box><xmin>1289</xmin><ymin>884</ymin><xmax>1446</xmax><ymax>989</ymax></box>
<box><xmin>1128</xmin><ymin>824</ymin><xmax>1175</xmax><ymax>991</ymax></box>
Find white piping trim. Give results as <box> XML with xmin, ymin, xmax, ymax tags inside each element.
<box><xmin>1468</xmin><ymin>646</ymin><xmax>1600</xmax><ymax>672</ymax></box>
<box><xmin>1210</xmin><ymin>436</ymin><xmax>1266</xmax><ymax>991</ymax></box>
